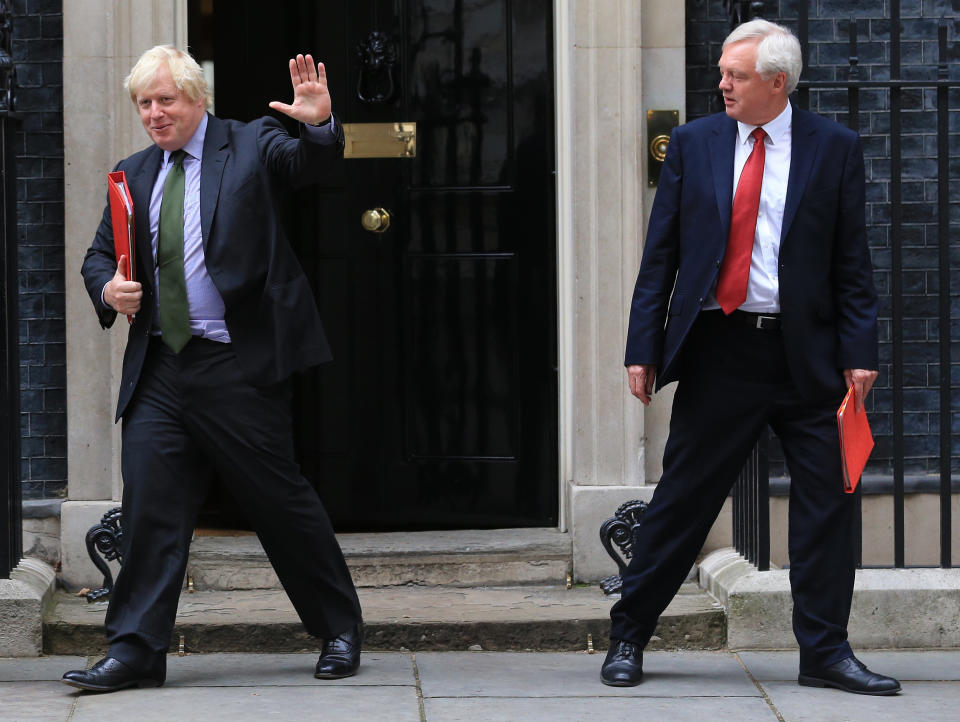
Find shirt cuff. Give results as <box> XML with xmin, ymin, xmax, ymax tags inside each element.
<box><xmin>303</xmin><ymin>115</ymin><xmax>337</xmax><ymax>145</ymax></box>
<box><xmin>101</xmin><ymin>282</ymin><xmax>113</xmax><ymax>311</ymax></box>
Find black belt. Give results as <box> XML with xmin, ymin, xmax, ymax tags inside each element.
<box><xmin>706</xmin><ymin>309</ymin><xmax>782</xmax><ymax>331</ymax></box>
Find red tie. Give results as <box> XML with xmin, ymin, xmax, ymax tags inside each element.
<box><xmin>716</xmin><ymin>127</ymin><xmax>766</xmax><ymax>314</ymax></box>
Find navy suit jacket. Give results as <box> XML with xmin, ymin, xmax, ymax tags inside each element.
<box><xmin>625</xmin><ymin>107</ymin><xmax>879</xmax><ymax>400</ymax></box>
<box><xmin>82</xmin><ymin>113</ymin><xmax>343</xmax><ymax>420</ymax></box>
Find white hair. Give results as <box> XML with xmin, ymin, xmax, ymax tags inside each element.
<box><xmin>723</xmin><ymin>19</ymin><xmax>803</xmax><ymax>94</ymax></box>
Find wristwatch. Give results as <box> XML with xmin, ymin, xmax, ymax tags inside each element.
<box><xmin>309</xmin><ymin>115</ymin><xmax>332</xmax><ymax>127</ymax></box>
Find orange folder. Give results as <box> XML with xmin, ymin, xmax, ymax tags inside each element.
<box><xmin>837</xmin><ymin>386</ymin><xmax>874</xmax><ymax>493</ymax></box>
<box><xmin>107</xmin><ymin>171</ymin><xmax>136</xmax><ymax>323</ymax></box>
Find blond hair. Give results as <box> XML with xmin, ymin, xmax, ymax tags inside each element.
<box><xmin>124</xmin><ymin>45</ymin><xmax>211</xmax><ymax>108</ymax></box>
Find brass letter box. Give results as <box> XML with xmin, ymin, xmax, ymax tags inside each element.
<box><xmin>343</xmin><ymin>122</ymin><xmax>417</xmax><ymax>159</ymax></box>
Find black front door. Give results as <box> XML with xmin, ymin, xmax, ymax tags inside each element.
<box><xmin>192</xmin><ymin>0</ymin><xmax>557</xmax><ymax>531</ymax></box>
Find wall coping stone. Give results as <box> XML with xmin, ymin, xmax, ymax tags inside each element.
<box><xmin>0</xmin><ymin>558</ymin><xmax>57</xmax><ymax>656</ymax></box>
<box><xmin>22</xmin><ymin>499</ymin><xmax>64</xmax><ymax>518</ymax></box>
<box><xmin>700</xmin><ymin>547</ymin><xmax>960</xmax><ymax>650</ymax></box>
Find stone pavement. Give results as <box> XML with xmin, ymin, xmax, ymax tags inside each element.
<box><xmin>2</xmin><ymin>649</ymin><xmax>959</xmax><ymax>721</ymax></box>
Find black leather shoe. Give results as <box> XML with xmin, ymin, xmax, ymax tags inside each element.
<box><xmin>61</xmin><ymin>656</ymin><xmax>165</xmax><ymax>693</ymax></box>
<box><xmin>314</xmin><ymin>624</ymin><xmax>362</xmax><ymax>679</ymax></box>
<box><xmin>600</xmin><ymin>639</ymin><xmax>643</xmax><ymax>687</ymax></box>
<box><xmin>798</xmin><ymin>656</ymin><xmax>901</xmax><ymax>695</ymax></box>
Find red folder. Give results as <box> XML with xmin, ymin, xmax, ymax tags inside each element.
<box><xmin>837</xmin><ymin>386</ymin><xmax>874</xmax><ymax>493</ymax></box>
<box><xmin>107</xmin><ymin>171</ymin><xmax>136</xmax><ymax>323</ymax></box>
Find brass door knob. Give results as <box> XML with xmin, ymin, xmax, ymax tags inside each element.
<box><xmin>361</xmin><ymin>207</ymin><xmax>391</xmax><ymax>233</ymax></box>
<box><xmin>649</xmin><ymin>134</ymin><xmax>671</xmax><ymax>163</ymax></box>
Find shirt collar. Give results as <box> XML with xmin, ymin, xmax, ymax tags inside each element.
<box><xmin>163</xmin><ymin>112</ymin><xmax>208</xmax><ymax>165</ymax></box>
<box><xmin>736</xmin><ymin>102</ymin><xmax>792</xmax><ymax>146</ymax></box>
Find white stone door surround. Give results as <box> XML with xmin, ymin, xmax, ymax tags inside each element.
<box><xmin>556</xmin><ymin>0</ymin><xmax>685</xmax><ymax>579</ymax></box>
<box><xmin>62</xmin><ymin>0</ymin><xmax>189</xmax><ymax>590</ymax></box>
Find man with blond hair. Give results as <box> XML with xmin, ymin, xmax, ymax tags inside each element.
<box><xmin>63</xmin><ymin>46</ymin><xmax>363</xmax><ymax>692</ymax></box>
<box><xmin>602</xmin><ymin>19</ymin><xmax>900</xmax><ymax>695</ymax></box>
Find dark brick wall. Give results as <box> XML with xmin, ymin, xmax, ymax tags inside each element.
<box><xmin>686</xmin><ymin>0</ymin><xmax>960</xmax><ymax>477</ymax></box>
<box><xmin>9</xmin><ymin>0</ymin><xmax>65</xmax><ymax>499</ymax></box>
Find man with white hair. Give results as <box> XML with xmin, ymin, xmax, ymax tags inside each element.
<box><xmin>602</xmin><ymin>19</ymin><xmax>900</xmax><ymax>695</ymax></box>
<box><xmin>63</xmin><ymin>46</ymin><xmax>363</xmax><ymax>692</ymax></box>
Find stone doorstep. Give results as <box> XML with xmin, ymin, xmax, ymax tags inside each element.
<box><xmin>187</xmin><ymin>527</ymin><xmax>574</xmax><ymax>590</ymax></box>
<box><xmin>699</xmin><ymin>547</ymin><xmax>960</xmax><ymax>650</ymax></box>
<box><xmin>43</xmin><ymin>582</ymin><xmax>726</xmax><ymax>656</ymax></box>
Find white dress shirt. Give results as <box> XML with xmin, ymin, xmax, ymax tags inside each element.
<box><xmin>704</xmin><ymin>102</ymin><xmax>792</xmax><ymax>313</ymax></box>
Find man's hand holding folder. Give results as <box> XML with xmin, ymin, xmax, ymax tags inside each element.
<box><xmin>106</xmin><ymin>171</ymin><xmax>141</xmax><ymax>322</ymax></box>
<box><xmin>103</xmin><ymin>254</ymin><xmax>141</xmax><ymax>319</ymax></box>
<box><xmin>837</xmin><ymin>368</ymin><xmax>878</xmax><ymax>494</ymax></box>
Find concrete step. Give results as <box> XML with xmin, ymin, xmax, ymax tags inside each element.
<box><xmin>43</xmin><ymin>583</ymin><xmax>726</xmax><ymax>655</ymax></box>
<box><xmin>187</xmin><ymin>527</ymin><xmax>573</xmax><ymax>590</ymax></box>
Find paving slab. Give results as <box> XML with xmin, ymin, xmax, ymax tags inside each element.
<box><xmin>423</xmin><ymin>696</ymin><xmax>778</xmax><ymax>721</ymax></box>
<box><xmin>0</xmin><ymin>681</ymin><xmax>78</xmax><ymax>722</ymax></box>
<box><xmin>761</xmin><ymin>680</ymin><xmax>960</xmax><ymax>722</ymax></box>
<box><xmin>739</xmin><ymin>649</ymin><xmax>960</xmax><ymax>682</ymax></box>
<box><xmin>164</xmin><ymin>652</ymin><xmax>414</xmax><ymax>686</ymax></box>
<box><xmin>0</xmin><ymin>656</ymin><xmax>87</xmax><ymax>681</ymax></box>
<box><xmin>7</xmin><ymin>651</ymin><xmax>960</xmax><ymax>721</ymax></box>
<box><xmin>68</xmin><ymin>685</ymin><xmax>422</xmax><ymax>722</ymax></box>
<box><xmin>852</xmin><ymin>650</ymin><xmax>960</xmax><ymax>681</ymax></box>
<box><xmin>414</xmin><ymin>650</ymin><xmax>760</xmax><ymax>698</ymax></box>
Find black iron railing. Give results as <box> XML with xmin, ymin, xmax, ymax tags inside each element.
<box><xmin>732</xmin><ymin>429</ymin><xmax>770</xmax><ymax>571</ymax></box>
<box><xmin>0</xmin><ymin>0</ymin><xmax>20</xmax><ymax>579</ymax></box>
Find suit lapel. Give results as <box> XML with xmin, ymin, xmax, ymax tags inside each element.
<box><xmin>781</xmin><ymin>106</ymin><xmax>818</xmax><ymax>244</ymax></box>
<box><xmin>130</xmin><ymin>148</ymin><xmax>162</xmax><ymax>292</ymax></box>
<box><xmin>708</xmin><ymin>115</ymin><xmax>738</xmax><ymax>242</ymax></box>
<box><xmin>200</xmin><ymin>114</ymin><xmax>229</xmax><ymax>249</ymax></box>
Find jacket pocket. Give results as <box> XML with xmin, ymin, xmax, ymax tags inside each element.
<box><xmin>266</xmin><ymin>275</ymin><xmax>309</xmax><ymax>310</ymax></box>
<box><xmin>804</xmin><ymin>185</ymin><xmax>840</xmax><ymax>203</ymax></box>
<box><xmin>668</xmin><ymin>292</ymin><xmax>686</xmax><ymax>317</ymax></box>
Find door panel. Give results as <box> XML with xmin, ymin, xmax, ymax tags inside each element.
<box><xmin>193</xmin><ymin>0</ymin><xmax>556</xmax><ymax>531</ymax></box>
<box><xmin>407</xmin><ymin>2</ymin><xmax>511</xmax><ymax>188</ymax></box>
<box><xmin>404</xmin><ymin>254</ymin><xmax>519</xmax><ymax>459</ymax></box>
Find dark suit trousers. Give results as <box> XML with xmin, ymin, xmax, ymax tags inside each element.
<box><xmin>105</xmin><ymin>336</ymin><xmax>362</xmax><ymax>666</ymax></box>
<box><xmin>610</xmin><ymin>311</ymin><xmax>856</xmax><ymax>671</ymax></box>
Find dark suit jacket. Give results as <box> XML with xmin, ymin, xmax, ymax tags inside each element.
<box><xmin>81</xmin><ymin>113</ymin><xmax>343</xmax><ymax>420</ymax></box>
<box><xmin>625</xmin><ymin>106</ymin><xmax>879</xmax><ymax>400</ymax></box>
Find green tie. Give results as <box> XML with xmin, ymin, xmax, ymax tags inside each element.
<box><xmin>157</xmin><ymin>150</ymin><xmax>191</xmax><ymax>352</ymax></box>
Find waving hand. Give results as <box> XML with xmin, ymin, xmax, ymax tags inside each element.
<box><xmin>268</xmin><ymin>54</ymin><xmax>332</xmax><ymax>125</ymax></box>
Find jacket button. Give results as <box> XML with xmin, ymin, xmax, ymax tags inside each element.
<box><xmin>698</xmin><ymin>297</ymin><xmax>704</xmax><ymax>304</ymax></box>
<box><xmin>716</xmin><ymin>259</ymin><xmax>721</xmax><ymax>267</ymax></box>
